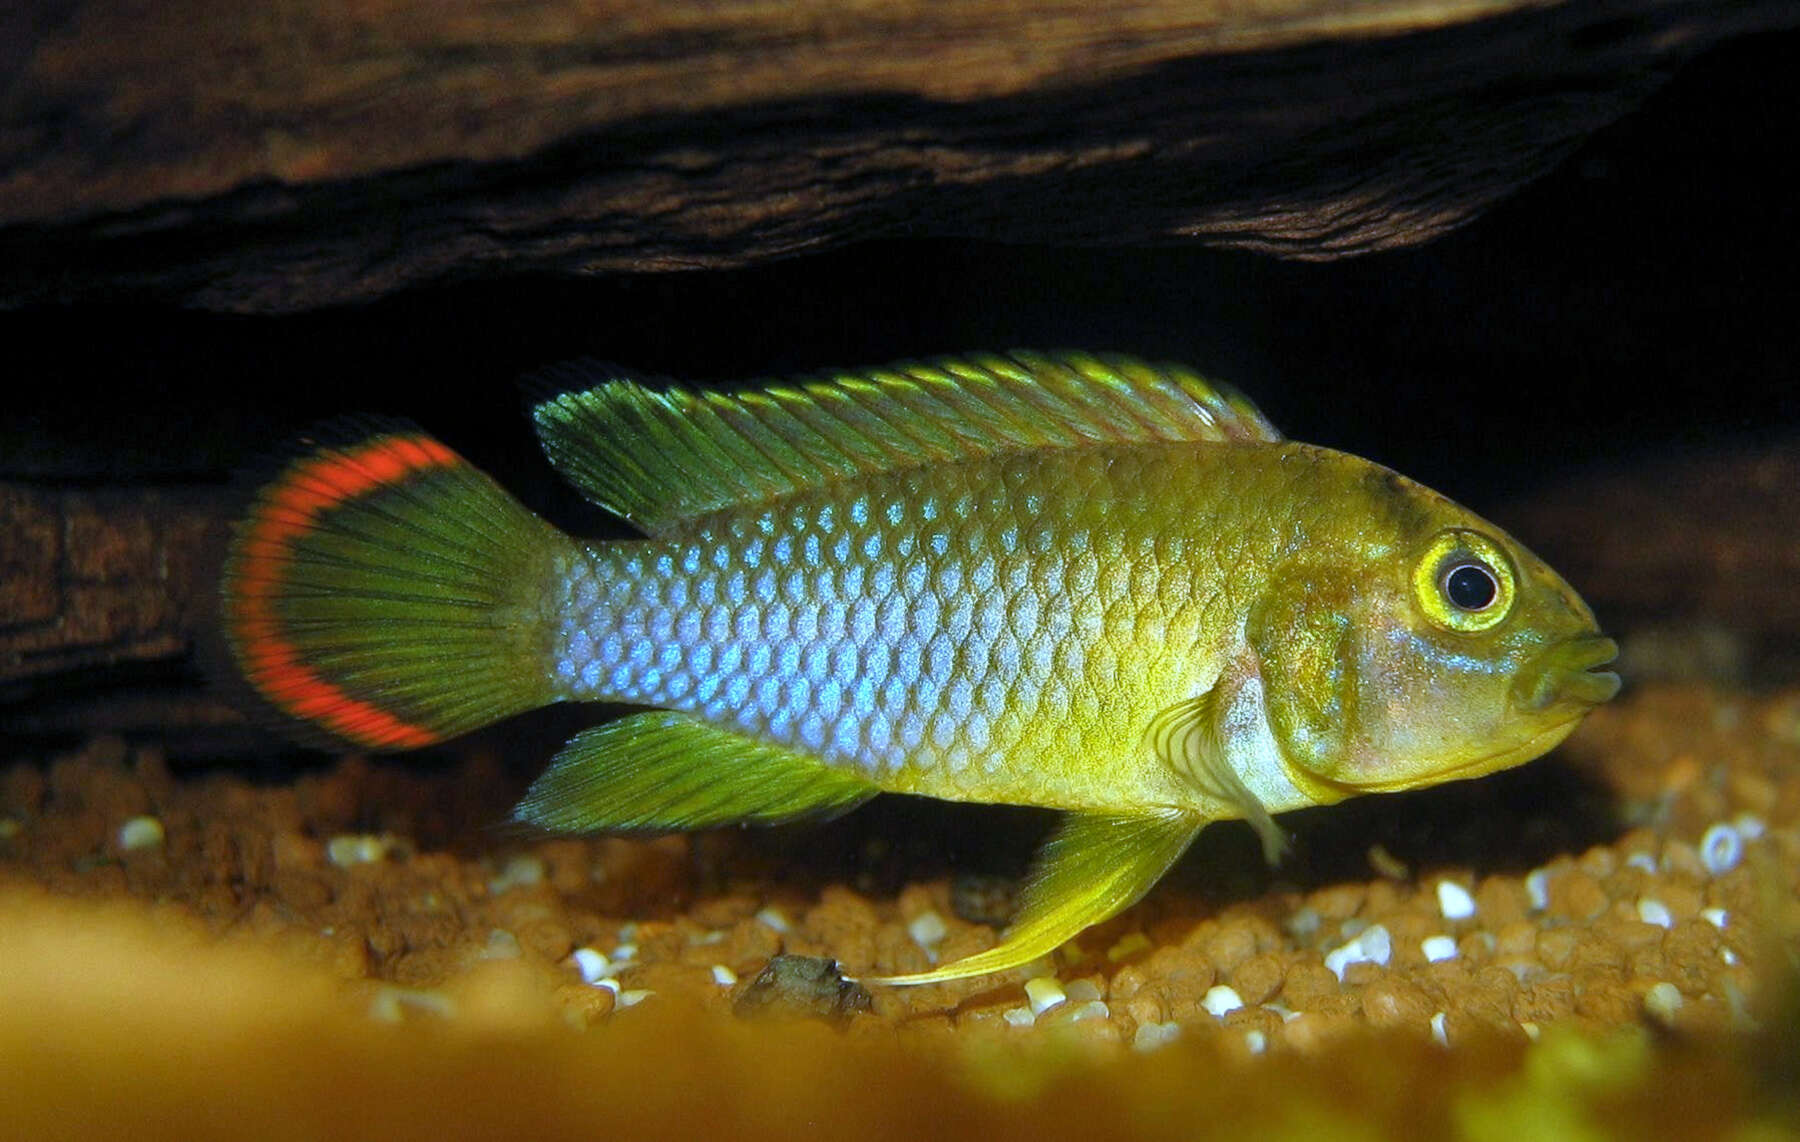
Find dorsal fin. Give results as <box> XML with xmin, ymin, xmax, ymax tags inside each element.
<box><xmin>528</xmin><ymin>350</ymin><xmax>1282</xmax><ymax>535</ymax></box>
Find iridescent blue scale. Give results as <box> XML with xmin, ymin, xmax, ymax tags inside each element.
<box><xmin>546</xmin><ymin>448</ymin><xmax>1190</xmax><ymax>794</ymax></box>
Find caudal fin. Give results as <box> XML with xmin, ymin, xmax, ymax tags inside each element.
<box><xmin>220</xmin><ymin>422</ymin><xmax>572</xmax><ymax>751</ymax></box>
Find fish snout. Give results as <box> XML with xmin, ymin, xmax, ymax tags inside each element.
<box><xmin>1512</xmin><ymin>634</ymin><xmax>1621</xmax><ymax>712</ymax></box>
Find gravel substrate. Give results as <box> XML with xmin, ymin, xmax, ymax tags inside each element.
<box><xmin>2</xmin><ymin>681</ymin><xmax>1799</xmax><ymax>1141</ymax></box>
<box><xmin>3</xmin><ymin>682</ymin><xmax>1796</xmax><ymax>1056</ymax></box>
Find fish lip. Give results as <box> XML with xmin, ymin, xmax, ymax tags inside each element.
<box><xmin>1513</xmin><ymin>634</ymin><xmax>1621</xmax><ymax>712</ymax></box>
<box><xmin>1563</xmin><ymin>634</ymin><xmax>1621</xmax><ymax>674</ymax></box>
<box><xmin>1561</xmin><ymin>634</ymin><xmax>1622</xmax><ymax>705</ymax></box>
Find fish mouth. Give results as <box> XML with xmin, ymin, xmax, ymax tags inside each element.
<box><xmin>1512</xmin><ymin>634</ymin><xmax>1622</xmax><ymax>712</ymax></box>
<box><xmin>1329</xmin><ymin>636</ymin><xmax>1620</xmax><ymax>798</ymax></box>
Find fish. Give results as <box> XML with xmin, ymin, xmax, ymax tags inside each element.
<box><xmin>219</xmin><ymin>350</ymin><xmax>1620</xmax><ymax>986</ymax></box>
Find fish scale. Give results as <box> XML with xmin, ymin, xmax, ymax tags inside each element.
<box><xmin>546</xmin><ymin>445</ymin><xmax>1216</xmax><ymax>807</ymax></box>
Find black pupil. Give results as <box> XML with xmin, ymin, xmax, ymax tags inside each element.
<box><xmin>1445</xmin><ymin>562</ymin><xmax>1498</xmax><ymax>610</ymax></box>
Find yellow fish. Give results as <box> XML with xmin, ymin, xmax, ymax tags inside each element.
<box><xmin>220</xmin><ymin>351</ymin><xmax>1619</xmax><ymax>985</ymax></box>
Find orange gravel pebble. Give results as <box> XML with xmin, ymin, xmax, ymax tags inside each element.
<box><xmin>1229</xmin><ymin>954</ymin><xmax>1286</xmax><ymax>1005</ymax></box>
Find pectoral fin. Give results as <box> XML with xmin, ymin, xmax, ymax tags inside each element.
<box><xmin>861</xmin><ymin>809</ymin><xmax>1203</xmax><ymax>987</ymax></box>
<box><xmin>1150</xmin><ymin>682</ymin><xmax>1289</xmax><ymax>864</ymax></box>
<box><xmin>513</xmin><ymin>711</ymin><xmax>878</xmax><ymax>833</ymax></box>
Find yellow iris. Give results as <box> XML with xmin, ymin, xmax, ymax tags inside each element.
<box><xmin>1413</xmin><ymin>529</ymin><xmax>1516</xmax><ymax>633</ymax></box>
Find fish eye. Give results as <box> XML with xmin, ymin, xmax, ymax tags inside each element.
<box><xmin>1413</xmin><ymin>530</ymin><xmax>1516</xmax><ymax>633</ymax></box>
<box><xmin>1443</xmin><ymin>562</ymin><xmax>1499</xmax><ymax>611</ymax></box>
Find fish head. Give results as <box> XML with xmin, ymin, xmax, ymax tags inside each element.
<box><xmin>1251</xmin><ymin>484</ymin><xmax>1619</xmax><ymax>800</ymax></box>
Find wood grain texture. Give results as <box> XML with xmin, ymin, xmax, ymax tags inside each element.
<box><xmin>1</xmin><ymin>0</ymin><xmax>1792</xmax><ymax>311</ymax></box>
<box><xmin>0</xmin><ymin>483</ymin><xmax>228</xmax><ymax>687</ymax></box>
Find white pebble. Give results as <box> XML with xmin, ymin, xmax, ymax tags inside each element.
<box><xmin>1520</xmin><ymin>1021</ymin><xmax>1541</xmax><ymax>1041</ymax></box>
<box><xmin>618</xmin><ymin>989</ymin><xmax>654</xmax><ymax>1008</ymax></box>
<box><xmin>1625</xmin><ymin>852</ymin><xmax>1659</xmax><ymax>875</ymax></box>
<box><xmin>1360</xmin><ymin>924</ymin><xmax>1392</xmax><ymax>964</ymax></box>
<box><xmin>1701</xmin><ymin>907</ymin><xmax>1730</xmax><ymax>929</ymax></box>
<box><xmin>1436</xmin><ymin>880</ymin><xmax>1477</xmax><ymax>921</ymax></box>
<box><xmin>1722</xmin><ymin>948</ymin><xmax>1740</xmax><ymax>966</ymax></box>
<box><xmin>1133</xmin><ymin>1021</ymin><xmax>1181</xmax><ymax>1052</ymax></box>
<box><xmin>1699</xmin><ymin>824</ymin><xmax>1744</xmax><ymax>875</ymax></box>
<box><xmin>908</xmin><ymin>910</ymin><xmax>948</xmax><ymax>957</ymax></box>
<box><xmin>1323</xmin><ymin>945</ymin><xmax>1354</xmax><ymax>980</ymax></box>
<box><xmin>480</xmin><ymin>929</ymin><xmax>521</xmax><ymax>959</ymax></box>
<box><xmin>1324</xmin><ymin>923</ymin><xmax>1393</xmax><ymax>981</ymax></box>
<box><xmin>571</xmin><ymin>947</ymin><xmax>610</xmax><ymax>983</ymax></box>
<box><xmin>1003</xmin><ymin>1006</ymin><xmax>1037</xmax><ymax>1028</ymax></box>
<box><xmin>755</xmin><ymin>907</ymin><xmax>790</xmax><ymax>933</ymax></box>
<box><xmin>487</xmin><ymin>854</ymin><xmax>545</xmax><ymax>893</ymax></box>
<box><xmin>1644</xmin><ymin>982</ymin><xmax>1683</xmax><ymax>1024</ymax></box>
<box><xmin>710</xmin><ymin>965</ymin><xmax>737</xmax><ymax>987</ymax></box>
<box><xmin>1064</xmin><ymin>1000</ymin><xmax>1110</xmax><ymax>1023</ymax></box>
<box><xmin>1732</xmin><ymin>813</ymin><xmax>1766</xmax><ymax>841</ymax></box>
<box><xmin>1430</xmin><ymin>1011</ymin><xmax>1449</xmax><ymax>1046</ymax></box>
<box><xmin>116</xmin><ymin>815</ymin><xmax>165</xmax><ymax>852</ymax></box>
<box><xmin>592</xmin><ymin>977</ymin><xmax>622</xmax><ymax>995</ymax></box>
<box><xmin>1636</xmin><ymin>898</ymin><xmax>1674</xmax><ymax>929</ymax></box>
<box><xmin>1422</xmin><ymin>935</ymin><xmax>1459</xmax><ymax>963</ymax></box>
<box><xmin>326</xmin><ymin>833</ymin><xmax>396</xmax><ymax>867</ymax></box>
<box><xmin>610</xmin><ymin>942</ymin><xmax>638</xmax><ymax>965</ymax></box>
<box><xmin>1201</xmin><ymin>985</ymin><xmax>1244</xmax><ymax>1018</ymax></box>
<box><xmin>1065</xmin><ymin>979</ymin><xmax>1103</xmax><ymax>1003</ymax></box>
<box><xmin>1244</xmin><ymin>1029</ymin><xmax>1267</xmax><ymax>1055</ymax></box>
<box><xmin>368</xmin><ymin>986</ymin><xmax>454</xmax><ymax>1023</ymax></box>
<box><xmin>1524</xmin><ymin>869</ymin><xmax>1551</xmax><ymax>911</ymax></box>
<box><xmin>1024</xmin><ymin>977</ymin><xmax>1066</xmax><ymax>1016</ymax></box>
<box><xmin>1285</xmin><ymin>906</ymin><xmax>1322</xmax><ymax>941</ymax></box>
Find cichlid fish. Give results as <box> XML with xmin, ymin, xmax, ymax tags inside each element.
<box><xmin>220</xmin><ymin>351</ymin><xmax>1619</xmax><ymax>985</ymax></box>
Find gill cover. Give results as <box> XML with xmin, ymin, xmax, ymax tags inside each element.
<box><xmin>1245</xmin><ymin>567</ymin><xmax>1358</xmax><ymax>792</ymax></box>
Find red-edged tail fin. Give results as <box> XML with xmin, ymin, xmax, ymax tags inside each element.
<box><xmin>220</xmin><ymin>422</ymin><xmax>572</xmax><ymax>751</ymax></box>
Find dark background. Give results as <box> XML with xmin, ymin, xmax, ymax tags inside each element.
<box><xmin>3</xmin><ymin>31</ymin><xmax>1795</xmax><ymax>528</ymax></box>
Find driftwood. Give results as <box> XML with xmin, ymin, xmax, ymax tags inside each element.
<box><xmin>2</xmin><ymin>0</ymin><xmax>1794</xmax><ymax>312</ymax></box>
<box><xmin>0</xmin><ymin>484</ymin><xmax>236</xmax><ymax>737</ymax></box>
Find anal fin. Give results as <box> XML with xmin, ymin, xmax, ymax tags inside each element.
<box><xmin>861</xmin><ymin>809</ymin><xmax>1203</xmax><ymax>987</ymax></box>
<box><xmin>513</xmin><ymin>712</ymin><xmax>878</xmax><ymax>834</ymax></box>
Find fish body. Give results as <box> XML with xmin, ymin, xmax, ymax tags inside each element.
<box><xmin>221</xmin><ymin>351</ymin><xmax>1619</xmax><ymax>985</ymax></box>
<box><xmin>549</xmin><ymin>442</ymin><xmax>1262</xmax><ymax>814</ymax></box>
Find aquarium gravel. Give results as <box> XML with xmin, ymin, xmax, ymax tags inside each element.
<box><xmin>1</xmin><ymin>682</ymin><xmax>1796</xmax><ymax>1056</ymax></box>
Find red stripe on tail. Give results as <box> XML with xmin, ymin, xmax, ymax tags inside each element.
<box><xmin>227</xmin><ymin>433</ymin><xmax>461</xmax><ymax>750</ymax></box>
